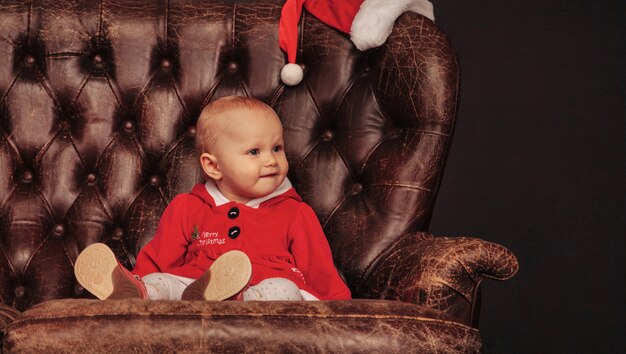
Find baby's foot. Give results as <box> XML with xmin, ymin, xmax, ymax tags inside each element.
<box><xmin>74</xmin><ymin>243</ymin><xmax>147</xmax><ymax>299</ymax></box>
<box><xmin>181</xmin><ymin>250</ymin><xmax>251</xmax><ymax>301</ymax></box>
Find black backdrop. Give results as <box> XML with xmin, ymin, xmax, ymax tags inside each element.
<box><xmin>428</xmin><ymin>1</ymin><xmax>625</xmax><ymax>353</ymax></box>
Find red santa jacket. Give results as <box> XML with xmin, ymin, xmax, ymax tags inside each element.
<box><xmin>132</xmin><ymin>181</ymin><xmax>351</xmax><ymax>300</ymax></box>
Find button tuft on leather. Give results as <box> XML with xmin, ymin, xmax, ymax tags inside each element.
<box><xmin>352</xmin><ymin>183</ymin><xmax>364</xmax><ymax>195</ymax></box>
<box><xmin>59</xmin><ymin>120</ymin><xmax>70</xmax><ymax>131</ymax></box>
<box><xmin>227</xmin><ymin>207</ymin><xmax>240</xmax><ymax>219</ymax></box>
<box><xmin>228</xmin><ymin>226</ymin><xmax>241</xmax><ymax>239</ymax></box>
<box><xmin>150</xmin><ymin>175</ymin><xmax>161</xmax><ymax>186</ymax></box>
<box><xmin>321</xmin><ymin>130</ymin><xmax>334</xmax><ymax>141</ymax></box>
<box><xmin>161</xmin><ymin>59</ymin><xmax>171</xmax><ymax>69</ymax></box>
<box><xmin>24</xmin><ymin>55</ymin><xmax>35</xmax><ymax>66</ymax></box>
<box><xmin>188</xmin><ymin>126</ymin><xmax>197</xmax><ymax>137</ymax></box>
<box><xmin>124</xmin><ymin>121</ymin><xmax>134</xmax><ymax>132</ymax></box>
<box><xmin>22</xmin><ymin>170</ymin><xmax>33</xmax><ymax>183</ymax></box>
<box><xmin>364</xmin><ymin>66</ymin><xmax>371</xmax><ymax>73</ymax></box>
<box><xmin>86</xmin><ymin>173</ymin><xmax>97</xmax><ymax>185</ymax></box>
<box><xmin>113</xmin><ymin>228</ymin><xmax>124</xmax><ymax>240</ymax></box>
<box><xmin>227</xmin><ymin>61</ymin><xmax>238</xmax><ymax>72</ymax></box>
<box><xmin>53</xmin><ymin>224</ymin><xmax>65</xmax><ymax>237</ymax></box>
<box><xmin>93</xmin><ymin>54</ymin><xmax>105</xmax><ymax>69</ymax></box>
<box><xmin>15</xmin><ymin>286</ymin><xmax>25</xmax><ymax>298</ymax></box>
<box><xmin>392</xmin><ymin>127</ymin><xmax>403</xmax><ymax>137</ymax></box>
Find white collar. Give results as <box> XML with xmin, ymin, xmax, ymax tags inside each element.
<box><xmin>204</xmin><ymin>178</ymin><xmax>293</xmax><ymax>209</ymax></box>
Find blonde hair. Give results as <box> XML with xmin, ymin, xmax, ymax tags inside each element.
<box><xmin>196</xmin><ymin>96</ymin><xmax>277</xmax><ymax>154</ymax></box>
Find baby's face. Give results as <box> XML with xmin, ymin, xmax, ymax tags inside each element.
<box><xmin>207</xmin><ymin>107</ymin><xmax>288</xmax><ymax>203</ymax></box>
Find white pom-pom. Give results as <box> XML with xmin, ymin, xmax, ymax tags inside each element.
<box><xmin>280</xmin><ymin>63</ymin><xmax>304</xmax><ymax>86</ymax></box>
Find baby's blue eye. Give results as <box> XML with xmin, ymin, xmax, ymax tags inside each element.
<box><xmin>248</xmin><ymin>149</ymin><xmax>259</xmax><ymax>155</ymax></box>
<box><xmin>272</xmin><ymin>145</ymin><xmax>282</xmax><ymax>152</ymax></box>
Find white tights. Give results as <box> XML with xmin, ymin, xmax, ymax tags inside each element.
<box><xmin>141</xmin><ymin>273</ymin><xmax>317</xmax><ymax>301</ymax></box>
<box><xmin>142</xmin><ymin>273</ymin><xmax>193</xmax><ymax>300</ymax></box>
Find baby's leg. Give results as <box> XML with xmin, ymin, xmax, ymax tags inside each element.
<box><xmin>141</xmin><ymin>273</ymin><xmax>195</xmax><ymax>300</ymax></box>
<box><xmin>243</xmin><ymin>278</ymin><xmax>304</xmax><ymax>301</ymax></box>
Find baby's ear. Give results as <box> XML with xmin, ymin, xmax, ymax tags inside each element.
<box><xmin>200</xmin><ymin>153</ymin><xmax>222</xmax><ymax>180</ymax></box>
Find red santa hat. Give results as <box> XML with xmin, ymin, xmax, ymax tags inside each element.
<box><xmin>278</xmin><ymin>0</ymin><xmax>435</xmax><ymax>86</ymax></box>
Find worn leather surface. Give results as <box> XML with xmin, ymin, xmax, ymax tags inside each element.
<box><xmin>0</xmin><ymin>303</ymin><xmax>18</xmax><ymax>352</ymax></box>
<box><xmin>0</xmin><ymin>304</ymin><xmax>19</xmax><ymax>339</ymax></box>
<box><xmin>358</xmin><ymin>232</ymin><xmax>519</xmax><ymax>325</ymax></box>
<box><xmin>5</xmin><ymin>299</ymin><xmax>482</xmax><ymax>353</ymax></box>
<box><xmin>0</xmin><ymin>0</ymin><xmax>518</xmax><ymax>352</ymax></box>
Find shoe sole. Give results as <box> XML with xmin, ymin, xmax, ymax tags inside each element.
<box><xmin>204</xmin><ymin>250</ymin><xmax>252</xmax><ymax>301</ymax></box>
<box><xmin>74</xmin><ymin>243</ymin><xmax>118</xmax><ymax>300</ymax></box>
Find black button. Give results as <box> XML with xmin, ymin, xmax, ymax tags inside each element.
<box><xmin>228</xmin><ymin>207</ymin><xmax>240</xmax><ymax>219</ymax></box>
<box><xmin>228</xmin><ymin>226</ymin><xmax>241</xmax><ymax>239</ymax></box>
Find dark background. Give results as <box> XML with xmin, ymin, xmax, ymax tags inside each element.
<box><xmin>428</xmin><ymin>1</ymin><xmax>625</xmax><ymax>353</ymax></box>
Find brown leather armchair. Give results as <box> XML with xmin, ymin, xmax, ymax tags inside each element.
<box><xmin>0</xmin><ymin>1</ymin><xmax>518</xmax><ymax>352</ymax></box>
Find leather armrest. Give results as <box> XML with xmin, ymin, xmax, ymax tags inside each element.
<box><xmin>358</xmin><ymin>232</ymin><xmax>519</xmax><ymax>325</ymax></box>
<box><xmin>0</xmin><ymin>302</ymin><xmax>20</xmax><ymax>328</ymax></box>
<box><xmin>0</xmin><ymin>302</ymin><xmax>20</xmax><ymax>348</ymax></box>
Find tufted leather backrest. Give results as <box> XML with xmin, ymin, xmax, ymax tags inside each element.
<box><xmin>0</xmin><ymin>0</ymin><xmax>458</xmax><ymax>311</ymax></box>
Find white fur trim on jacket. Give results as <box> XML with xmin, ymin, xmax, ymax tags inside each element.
<box><xmin>350</xmin><ymin>0</ymin><xmax>435</xmax><ymax>51</ymax></box>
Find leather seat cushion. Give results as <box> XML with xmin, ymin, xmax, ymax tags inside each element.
<box><xmin>4</xmin><ymin>299</ymin><xmax>481</xmax><ymax>353</ymax></box>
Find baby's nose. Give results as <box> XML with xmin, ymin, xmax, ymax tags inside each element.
<box><xmin>265</xmin><ymin>154</ymin><xmax>277</xmax><ymax>166</ymax></box>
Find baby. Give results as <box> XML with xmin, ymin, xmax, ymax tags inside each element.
<box><xmin>75</xmin><ymin>96</ymin><xmax>351</xmax><ymax>302</ymax></box>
